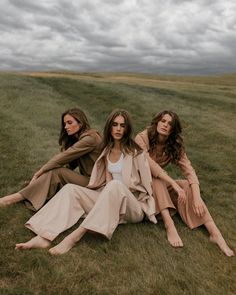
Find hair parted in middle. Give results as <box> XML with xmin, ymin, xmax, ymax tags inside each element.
<box><xmin>147</xmin><ymin>110</ymin><xmax>184</xmax><ymax>163</ymax></box>
<box><xmin>101</xmin><ymin>109</ymin><xmax>142</xmax><ymax>155</ymax></box>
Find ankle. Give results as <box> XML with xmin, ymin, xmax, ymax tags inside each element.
<box><xmin>64</xmin><ymin>236</ymin><xmax>77</xmax><ymax>247</ymax></box>
<box><xmin>164</xmin><ymin>219</ymin><xmax>176</xmax><ymax>230</ymax></box>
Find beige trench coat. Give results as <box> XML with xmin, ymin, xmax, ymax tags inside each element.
<box><xmin>24</xmin><ymin>149</ymin><xmax>157</xmax><ymax>241</ymax></box>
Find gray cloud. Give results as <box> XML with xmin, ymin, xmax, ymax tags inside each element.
<box><xmin>1</xmin><ymin>0</ymin><xmax>236</xmax><ymax>74</ymax></box>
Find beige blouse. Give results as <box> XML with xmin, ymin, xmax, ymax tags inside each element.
<box><xmin>135</xmin><ymin>130</ymin><xmax>199</xmax><ymax>185</ymax></box>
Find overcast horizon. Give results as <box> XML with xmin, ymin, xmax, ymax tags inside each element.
<box><xmin>1</xmin><ymin>0</ymin><xmax>236</xmax><ymax>75</ymax></box>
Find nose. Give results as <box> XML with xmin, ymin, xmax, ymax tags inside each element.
<box><xmin>163</xmin><ymin>122</ymin><xmax>168</xmax><ymax>127</ymax></box>
<box><xmin>117</xmin><ymin>124</ymin><xmax>121</xmax><ymax>131</ymax></box>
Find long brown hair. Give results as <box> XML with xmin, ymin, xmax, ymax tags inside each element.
<box><xmin>59</xmin><ymin>107</ymin><xmax>90</xmax><ymax>151</ymax></box>
<box><xmin>101</xmin><ymin>109</ymin><xmax>142</xmax><ymax>155</ymax></box>
<box><xmin>147</xmin><ymin>110</ymin><xmax>184</xmax><ymax>162</ymax></box>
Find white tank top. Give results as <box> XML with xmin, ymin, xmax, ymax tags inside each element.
<box><xmin>107</xmin><ymin>153</ymin><xmax>124</xmax><ymax>182</ymax></box>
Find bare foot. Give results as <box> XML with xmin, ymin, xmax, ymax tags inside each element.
<box><xmin>166</xmin><ymin>225</ymin><xmax>183</xmax><ymax>248</ymax></box>
<box><xmin>210</xmin><ymin>234</ymin><xmax>234</xmax><ymax>257</ymax></box>
<box><xmin>49</xmin><ymin>237</ymin><xmax>76</xmax><ymax>255</ymax></box>
<box><xmin>0</xmin><ymin>193</ymin><xmax>24</xmax><ymax>207</ymax></box>
<box><xmin>0</xmin><ymin>199</ymin><xmax>6</xmax><ymax>207</ymax></box>
<box><xmin>15</xmin><ymin>236</ymin><xmax>51</xmax><ymax>250</ymax></box>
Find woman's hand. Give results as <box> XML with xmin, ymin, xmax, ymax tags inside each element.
<box><xmin>173</xmin><ymin>183</ymin><xmax>186</xmax><ymax>204</ymax></box>
<box><xmin>190</xmin><ymin>183</ymin><xmax>206</xmax><ymax>217</ymax></box>
<box><xmin>29</xmin><ymin>171</ymin><xmax>42</xmax><ymax>184</ymax></box>
<box><xmin>192</xmin><ymin>196</ymin><xmax>206</xmax><ymax>217</ymax></box>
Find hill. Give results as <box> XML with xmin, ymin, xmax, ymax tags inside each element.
<box><xmin>0</xmin><ymin>72</ymin><xmax>235</xmax><ymax>294</ymax></box>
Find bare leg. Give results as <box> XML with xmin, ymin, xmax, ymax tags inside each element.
<box><xmin>0</xmin><ymin>193</ymin><xmax>24</xmax><ymax>207</ymax></box>
<box><xmin>161</xmin><ymin>208</ymin><xmax>183</xmax><ymax>248</ymax></box>
<box><xmin>15</xmin><ymin>235</ymin><xmax>51</xmax><ymax>250</ymax></box>
<box><xmin>49</xmin><ymin>227</ymin><xmax>87</xmax><ymax>255</ymax></box>
<box><xmin>205</xmin><ymin>221</ymin><xmax>234</xmax><ymax>257</ymax></box>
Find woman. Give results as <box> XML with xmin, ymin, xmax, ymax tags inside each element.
<box><xmin>135</xmin><ymin>110</ymin><xmax>234</xmax><ymax>257</ymax></box>
<box><xmin>15</xmin><ymin>109</ymin><xmax>157</xmax><ymax>254</ymax></box>
<box><xmin>0</xmin><ymin>107</ymin><xmax>102</xmax><ymax>210</ymax></box>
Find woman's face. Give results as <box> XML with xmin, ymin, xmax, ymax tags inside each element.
<box><xmin>111</xmin><ymin>115</ymin><xmax>126</xmax><ymax>141</ymax></box>
<box><xmin>156</xmin><ymin>114</ymin><xmax>173</xmax><ymax>137</ymax></box>
<box><xmin>64</xmin><ymin>114</ymin><xmax>81</xmax><ymax>136</ymax></box>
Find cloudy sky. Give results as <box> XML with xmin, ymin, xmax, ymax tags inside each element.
<box><xmin>1</xmin><ymin>0</ymin><xmax>236</xmax><ymax>75</ymax></box>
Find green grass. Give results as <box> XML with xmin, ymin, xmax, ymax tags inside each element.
<box><xmin>0</xmin><ymin>72</ymin><xmax>235</xmax><ymax>294</ymax></box>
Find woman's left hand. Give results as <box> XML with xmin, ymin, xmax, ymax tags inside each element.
<box><xmin>173</xmin><ymin>183</ymin><xmax>186</xmax><ymax>204</ymax></box>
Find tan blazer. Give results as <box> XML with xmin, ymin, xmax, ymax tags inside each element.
<box><xmin>88</xmin><ymin>148</ymin><xmax>157</xmax><ymax>223</ymax></box>
<box><xmin>39</xmin><ymin>129</ymin><xmax>102</xmax><ymax>177</ymax></box>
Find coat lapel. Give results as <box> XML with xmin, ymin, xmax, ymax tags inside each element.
<box><xmin>122</xmin><ymin>154</ymin><xmax>132</xmax><ymax>187</ymax></box>
<box><xmin>88</xmin><ymin>148</ymin><xmax>107</xmax><ymax>188</ymax></box>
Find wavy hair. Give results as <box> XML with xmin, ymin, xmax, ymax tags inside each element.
<box><xmin>147</xmin><ymin>110</ymin><xmax>184</xmax><ymax>163</ymax></box>
<box><xmin>101</xmin><ymin>109</ymin><xmax>142</xmax><ymax>156</ymax></box>
<box><xmin>59</xmin><ymin>107</ymin><xmax>90</xmax><ymax>151</ymax></box>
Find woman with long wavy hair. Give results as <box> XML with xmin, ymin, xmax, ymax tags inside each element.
<box><xmin>135</xmin><ymin>110</ymin><xmax>234</xmax><ymax>257</ymax></box>
<box><xmin>0</xmin><ymin>107</ymin><xmax>101</xmax><ymax>210</ymax></box>
<box><xmin>15</xmin><ymin>109</ymin><xmax>157</xmax><ymax>254</ymax></box>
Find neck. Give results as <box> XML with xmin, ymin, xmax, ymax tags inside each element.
<box><xmin>157</xmin><ymin>134</ymin><xmax>168</xmax><ymax>144</ymax></box>
<box><xmin>112</xmin><ymin>140</ymin><xmax>122</xmax><ymax>151</ymax></box>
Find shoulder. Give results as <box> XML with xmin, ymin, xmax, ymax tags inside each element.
<box><xmin>135</xmin><ymin>129</ymin><xmax>149</xmax><ymax>142</ymax></box>
<box><xmin>132</xmin><ymin>150</ymin><xmax>147</xmax><ymax>163</ymax></box>
<box><xmin>135</xmin><ymin>129</ymin><xmax>150</xmax><ymax>150</ymax></box>
<box><xmin>78</xmin><ymin>129</ymin><xmax>101</xmax><ymax>144</ymax></box>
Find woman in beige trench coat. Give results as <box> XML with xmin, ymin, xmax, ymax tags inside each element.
<box><xmin>135</xmin><ymin>110</ymin><xmax>234</xmax><ymax>257</ymax></box>
<box><xmin>0</xmin><ymin>107</ymin><xmax>101</xmax><ymax>210</ymax></box>
<box><xmin>15</xmin><ymin>109</ymin><xmax>157</xmax><ymax>254</ymax></box>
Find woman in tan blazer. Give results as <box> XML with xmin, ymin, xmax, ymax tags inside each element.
<box><xmin>135</xmin><ymin>110</ymin><xmax>234</xmax><ymax>257</ymax></box>
<box><xmin>0</xmin><ymin>107</ymin><xmax>102</xmax><ymax>210</ymax></box>
<box><xmin>15</xmin><ymin>109</ymin><xmax>157</xmax><ymax>254</ymax></box>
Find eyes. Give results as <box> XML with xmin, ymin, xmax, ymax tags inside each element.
<box><xmin>64</xmin><ymin>119</ymin><xmax>80</xmax><ymax>126</ymax></box>
<box><xmin>112</xmin><ymin>122</ymin><xmax>126</xmax><ymax>128</ymax></box>
<box><xmin>64</xmin><ymin>120</ymin><xmax>73</xmax><ymax>125</ymax></box>
<box><xmin>160</xmin><ymin>119</ymin><xmax>172</xmax><ymax>127</ymax></box>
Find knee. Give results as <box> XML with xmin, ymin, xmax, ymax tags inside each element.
<box><xmin>102</xmin><ymin>180</ymin><xmax>125</xmax><ymax>198</ymax></box>
<box><xmin>106</xmin><ymin>179</ymin><xmax>123</xmax><ymax>190</ymax></box>
<box><xmin>49</xmin><ymin>167</ymin><xmax>65</xmax><ymax>177</ymax></box>
<box><xmin>61</xmin><ymin>183</ymin><xmax>78</xmax><ymax>194</ymax></box>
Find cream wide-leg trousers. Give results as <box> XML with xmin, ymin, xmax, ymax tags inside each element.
<box><xmin>152</xmin><ymin>179</ymin><xmax>213</xmax><ymax>229</ymax></box>
<box><xmin>19</xmin><ymin>168</ymin><xmax>89</xmax><ymax>210</ymax></box>
<box><xmin>25</xmin><ymin>180</ymin><xmax>145</xmax><ymax>241</ymax></box>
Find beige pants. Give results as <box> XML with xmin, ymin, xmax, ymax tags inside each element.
<box><xmin>25</xmin><ymin>180</ymin><xmax>145</xmax><ymax>241</ymax></box>
<box><xmin>19</xmin><ymin>168</ymin><xmax>89</xmax><ymax>210</ymax></box>
<box><xmin>152</xmin><ymin>179</ymin><xmax>213</xmax><ymax>229</ymax></box>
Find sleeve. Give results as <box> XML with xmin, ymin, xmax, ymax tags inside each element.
<box><xmin>135</xmin><ymin>133</ymin><xmax>167</xmax><ymax>179</ymax></box>
<box><xmin>177</xmin><ymin>153</ymin><xmax>200</xmax><ymax>185</ymax></box>
<box><xmin>39</xmin><ymin>133</ymin><xmax>98</xmax><ymax>173</ymax></box>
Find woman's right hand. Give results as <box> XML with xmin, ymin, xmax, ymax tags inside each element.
<box><xmin>173</xmin><ymin>183</ymin><xmax>186</xmax><ymax>204</ymax></box>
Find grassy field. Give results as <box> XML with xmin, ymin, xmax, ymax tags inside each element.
<box><xmin>0</xmin><ymin>72</ymin><xmax>235</xmax><ymax>294</ymax></box>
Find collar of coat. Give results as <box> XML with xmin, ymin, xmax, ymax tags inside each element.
<box><xmin>88</xmin><ymin>147</ymin><xmax>133</xmax><ymax>189</ymax></box>
<box><xmin>88</xmin><ymin>147</ymin><xmax>153</xmax><ymax>197</ymax></box>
